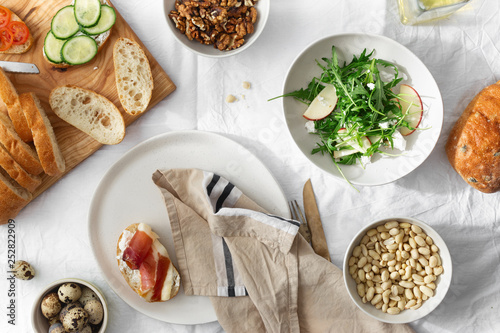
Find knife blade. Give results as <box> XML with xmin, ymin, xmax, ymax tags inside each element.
<box><xmin>303</xmin><ymin>179</ymin><xmax>331</xmax><ymax>261</ymax></box>
<box><xmin>0</xmin><ymin>61</ymin><xmax>39</xmax><ymax>74</ymax></box>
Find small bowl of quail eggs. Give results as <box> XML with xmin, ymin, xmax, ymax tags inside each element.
<box><xmin>31</xmin><ymin>278</ymin><xmax>108</xmax><ymax>333</ymax></box>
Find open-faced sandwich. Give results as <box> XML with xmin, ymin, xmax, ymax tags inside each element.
<box><xmin>43</xmin><ymin>0</ymin><xmax>116</xmax><ymax>68</ymax></box>
<box><xmin>117</xmin><ymin>223</ymin><xmax>181</xmax><ymax>302</ymax></box>
<box><xmin>0</xmin><ymin>6</ymin><xmax>34</xmax><ymax>54</ymax></box>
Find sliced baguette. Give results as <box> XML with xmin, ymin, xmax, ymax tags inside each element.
<box><xmin>0</xmin><ymin>68</ymin><xmax>33</xmax><ymax>142</ymax></box>
<box><xmin>20</xmin><ymin>93</ymin><xmax>66</xmax><ymax>176</ymax></box>
<box><xmin>49</xmin><ymin>86</ymin><xmax>125</xmax><ymax>145</ymax></box>
<box><xmin>0</xmin><ymin>111</ymin><xmax>43</xmax><ymax>175</ymax></box>
<box><xmin>0</xmin><ymin>143</ymin><xmax>41</xmax><ymax>192</ymax></box>
<box><xmin>44</xmin><ymin>0</ymin><xmax>113</xmax><ymax>68</ymax></box>
<box><xmin>117</xmin><ymin>223</ymin><xmax>181</xmax><ymax>302</ymax></box>
<box><xmin>0</xmin><ymin>9</ymin><xmax>34</xmax><ymax>55</ymax></box>
<box><xmin>113</xmin><ymin>37</ymin><xmax>153</xmax><ymax>115</ymax></box>
<box><xmin>0</xmin><ymin>167</ymin><xmax>32</xmax><ymax>225</ymax></box>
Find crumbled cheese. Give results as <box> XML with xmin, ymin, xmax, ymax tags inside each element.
<box><xmin>226</xmin><ymin>94</ymin><xmax>237</xmax><ymax>103</ymax></box>
<box><xmin>305</xmin><ymin>121</ymin><xmax>316</xmax><ymax>133</ymax></box>
<box><xmin>367</xmin><ymin>83</ymin><xmax>375</xmax><ymax>91</ymax></box>
<box><xmin>379</xmin><ymin>121</ymin><xmax>389</xmax><ymax>129</ymax></box>
<box><xmin>361</xmin><ymin>155</ymin><xmax>372</xmax><ymax>166</ymax></box>
<box><xmin>392</xmin><ymin>131</ymin><xmax>407</xmax><ymax>151</ymax></box>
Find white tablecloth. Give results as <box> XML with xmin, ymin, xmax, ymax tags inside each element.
<box><xmin>1</xmin><ymin>0</ymin><xmax>499</xmax><ymax>332</ymax></box>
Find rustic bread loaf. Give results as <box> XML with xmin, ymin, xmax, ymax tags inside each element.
<box><xmin>20</xmin><ymin>92</ymin><xmax>66</xmax><ymax>176</ymax></box>
<box><xmin>445</xmin><ymin>81</ymin><xmax>500</xmax><ymax>193</ymax></box>
<box><xmin>49</xmin><ymin>85</ymin><xmax>125</xmax><ymax>145</ymax></box>
<box><xmin>113</xmin><ymin>37</ymin><xmax>153</xmax><ymax>115</ymax></box>
<box><xmin>0</xmin><ymin>111</ymin><xmax>43</xmax><ymax>175</ymax></box>
<box><xmin>0</xmin><ymin>167</ymin><xmax>32</xmax><ymax>225</ymax></box>
<box><xmin>0</xmin><ymin>143</ymin><xmax>41</xmax><ymax>192</ymax></box>
<box><xmin>0</xmin><ymin>9</ymin><xmax>34</xmax><ymax>55</ymax></box>
<box><xmin>0</xmin><ymin>68</ymin><xmax>32</xmax><ymax>142</ymax></box>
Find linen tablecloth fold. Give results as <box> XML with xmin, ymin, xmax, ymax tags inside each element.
<box><xmin>152</xmin><ymin>169</ymin><xmax>414</xmax><ymax>333</ymax></box>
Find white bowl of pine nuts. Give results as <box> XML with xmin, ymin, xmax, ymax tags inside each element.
<box><xmin>343</xmin><ymin>217</ymin><xmax>452</xmax><ymax>323</ymax></box>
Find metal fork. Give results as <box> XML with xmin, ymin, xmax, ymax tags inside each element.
<box><xmin>289</xmin><ymin>200</ymin><xmax>312</xmax><ymax>243</ymax></box>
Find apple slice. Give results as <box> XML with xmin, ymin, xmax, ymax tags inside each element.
<box><xmin>303</xmin><ymin>84</ymin><xmax>338</xmax><ymax>120</ymax></box>
<box><xmin>398</xmin><ymin>84</ymin><xmax>423</xmax><ymax>136</ymax></box>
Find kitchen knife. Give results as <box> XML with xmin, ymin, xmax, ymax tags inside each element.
<box><xmin>0</xmin><ymin>61</ymin><xmax>39</xmax><ymax>74</ymax></box>
<box><xmin>303</xmin><ymin>179</ymin><xmax>331</xmax><ymax>261</ymax></box>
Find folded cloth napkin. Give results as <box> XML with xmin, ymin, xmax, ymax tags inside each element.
<box><xmin>152</xmin><ymin>169</ymin><xmax>414</xmax><ymax>333</ymax></box>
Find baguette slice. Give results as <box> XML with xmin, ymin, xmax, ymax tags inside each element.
<box><xmin>49</xmin><ymin>86</ymin><xmax>125</xmax><ymax>145</ymax></box>
<box><xmin>0</xmin><ymin>9</ymin><xmax>34</xmax><ymax>55</ymax></box>
<box><xmin>117</xmin><ymin>223</ymin><xmax>181</xmax><ymax>302</ymax></box>
<box><xmin>113</xmin><ymin>37</ymin><xmax>153</xmax><ymax>115</ymax></box>
<box><xmin>0</xmin><ymin>68</ymin><xmax>33</xmax><ymax>142</ymax></box>
<box><xmin>20</xmin><ymin>93</ymin><xmax>66</xmax><ymax>176</ymax></box>
<box><xmin>0</xmin><ymin>167</ymin><xmax>32</xmax><ymax>225</ymax></box>
<box><xmin>44</xmin><ymin>0</ymin><xmax>113</xmax><ymax>68</ymax></box>
<box><xmin>0</xmin><ymin>111</ymin><xmax>43</xmax><ymax>175</ymax></box>
<box><xmin>0</xmin><ymin>143</ymin><xmax>41</xmax><ymax>192</ymax></box>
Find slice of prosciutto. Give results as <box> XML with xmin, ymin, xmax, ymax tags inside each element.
<box><xmin>122</xmin><ymin>229</ymin><xmax>153</xmax><ymax>270</ymax></box>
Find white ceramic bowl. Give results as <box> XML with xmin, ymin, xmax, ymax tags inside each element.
<box><xmin>343</xmin><ymin>217</ymin><xmax>452</xmax><ymax>323</ymax></box>
<box><xmin>163</xmin><ymin>0</ymin><xmax>270</xmax><ymax>57</ymax></box>
<box><xmin>31</xmin><ymin>278</ymin><xmax>108</xmax><ymax>333</ymax></box>
<box><xmin>282</xmin><ymin>33</ymin><xmax>444</xmax><ymax>185</ymax></box>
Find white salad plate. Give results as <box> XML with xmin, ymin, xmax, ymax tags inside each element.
<box><xmin>88</xmin><ymin>130</ymin><xmax>289</xmax><ymax>324</ymax></box>
<box><xmin>282</xmin><ymin>33</ymin><xmax>444</xmax><ymax>186</ymax></box>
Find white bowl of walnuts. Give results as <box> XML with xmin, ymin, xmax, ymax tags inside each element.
<box><xmin>31</xmin><ymin>278</ymin><xmax>108</xmax><ymax>333</ymax></box>
<box><xmin>343</xmin><ymin>217</ymin><xmax>452</xmax><ymax>323</ymax></box>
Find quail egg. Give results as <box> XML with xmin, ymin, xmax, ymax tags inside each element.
<box><xmin>75</xmin><ymin>326</ymin><xmax>92</xmax><ymax>333</ymax></box>
<box><xmin>12</xmin><ymin>260</ymin><xmax>35</xmax><ymax>280</ymax></box>
<box><xmin>61</xmin><ymin>307</ymin><xmax>89</xmax><ymax>332</ymax></box>
<box><xmin>59</xmin><ymin>302</ymin><xmax>82</xmax><ymax>322</ymax></box>
<box><xmin>79</xmin><ymin>286</ymin><xmax>98</xmax><ymax>306</ymax></box>
<box><xmin>83</xmin><ymin>299</ymin><xmax>103</xmax><ymax>325</ymax></box>
<box><xmin>41</xmin><ymin>292</ymin><xmax>61</xmax><ymax>319</ymax></box>
<box><xmin>58</xmin><ymin>283</ymin><xmax>82</xmax><ymax>303</ymax></box>
<box><xmin>48</xmin><ymin>322</ymin><xmax>65</xmax><ymax>333</ymax></box>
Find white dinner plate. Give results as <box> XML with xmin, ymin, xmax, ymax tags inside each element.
<box><xmin>282</xmin><ymin>33</ymin><xmax>444</xmax><ymax>186</ymax></box>
<box><xmin>88</xmin><ymin>130</ymin><xmax>289</xmax><ymax>324</ymax></box>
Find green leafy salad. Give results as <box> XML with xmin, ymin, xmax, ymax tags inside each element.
<box><xmin>274</xmin><ymin>46</ymin><xmax>423</xmax><ymax>174</ymax></box>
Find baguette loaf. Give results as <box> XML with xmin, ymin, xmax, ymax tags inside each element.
<box><xmin>0</xmin><ymin>167</ymin><xmax>32</xmax><ymax>225</ymax></box>
<box><xmin>20</xmin><ymin>93</ymin><xmax>66</xmax><ymax>176</ymax></box>
<box><xmin>0</xmin><ymin>143</ymin><xmax>41</xmax><ymax>192</ymax></box>
<box><xmin>113</xmin><ymin>37</ymin><xmax>153</xmax><ymax>115</ymax></box>
<box><xmin>117</xmin><ymin>223</ymin><xmax>180</xmax><ymax>302</ymax></box>
<box><xmin>0</xmin><ymin>111</ymin><xmax>43</xmax><ymax>175</ymax></box>
<box><xmin>0</xmin><ymin>68</ymin><xmax>32</xmax><ymax>142</ymax></box>
<box><xmin>445</xmin><ymin>81</ymin><xmax>500</xmax><ymax>193</ymax></box>
<box><xmin>49</xmin><ymin>86</ymin><xmax>125</xmax><ymax>145</ymax></box>
<box><xmin>0</xmin><ymin>8</ymin><xmax>34</xmax><ymax>55</ymax></box>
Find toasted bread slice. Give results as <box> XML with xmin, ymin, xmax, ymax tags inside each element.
<box><xmin>0</xmin><ymin>142</ymin><xmax>41</xmax><ymax>192</ymax></box>
<box><xmin>0</xmin><ymin>111</ymin><xmax>42</xmax><ymax>175</ymax></box>
<box><xmin>20</xmin><ymin>93</ymin><xmax>65</xmax><ymax>176</ymax></box>
<box><xmin>0</xmin><ymin>9</ymin><xmax>34</xmax><ymax>55</ymax></box>
<box><xmin>113</xmin><ymin>38</ymin><xmax>153</xmax><ymax>115</ymax></box>
<box><xmin>0</xmin><ymin>167</ymin><xmax>32</xmax><ymax>225</ymax></box>
<box><xmin>117</xmin><ymin>223</ymin><xmax>181</xmax><ymax>302</ymax></box>
<box><xmin>49</xmin><ymin>85</ymin><xmax>125</xmax><ymax>145</ymax></box>
<box><xmin>0</xmin><ymin>68</ymin><xmax>32</xmax><ymax>142</ymax></box>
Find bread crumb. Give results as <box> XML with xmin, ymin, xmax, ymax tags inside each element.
<box><xmin>93</xmin><ymin>67</ymin><xmax>98</xmax><ymax>70</ymax></box>
<box><xmin>226</xmin><ymin>94</ymin><xmax>237</xmax><ymax>103</ymax></box>
<box><xmin>241</xmin><ymin>94</ymin><xmax>245</xmax><ymax>100</ymax></box>
<box><xmin>242</xmin><ymin>81</ymin><xmax>251</xmax><ymax>89</ymax></box>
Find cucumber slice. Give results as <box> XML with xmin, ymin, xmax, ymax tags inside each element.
<box><xmin>74</xmin><ymin>0</ymin><xmax>101</xmax><ymax>28</ymax></box>
<box><xmin>51</xmin><ymin>6</ymin><xmax>80</xmax><ymax>39</ymax></box>
<box><xmin>61</xmin><ymin>35</ymin><xmax>98</xmax><ymax>65</ymax></box>
<box><xmin>44</xmin><ymin>30</ymin><xmax>66</xmax><ymax>64</ymax></box>
<box><xmin>82</xmin><ymin>5</ymin><xmax>116</xmax><ymax>35</ymax></box>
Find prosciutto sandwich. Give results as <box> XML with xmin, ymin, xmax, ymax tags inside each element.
<box><xmin>117</xmin><ymin>223</ymin><xmax>180</xmax><ymax>302</ymax></box>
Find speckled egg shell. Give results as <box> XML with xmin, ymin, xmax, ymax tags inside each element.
<box><xmin>41</xmin><ymin>292</ymin><xmax>61</xmax><ymax>319</ymax></box>
<box><xmin>83</xmin><ymin>299</ymin><xmax>103</xmax><ymax>325</ymax></box>
<box><xmin>48</xmin><ymin>322</ymin><xmax>65</xmax><ymax>333</ymax></box>
<box><xmin>58</xmin><ymin>283</ymin><xmax>82</xmax><ymax>304</ymax></box>
<box><xmin>78</xmin><ymin>287</ymin><xmax>99</xmax><ymax>306</ymax></box>
<box><xmin>61</xmin><ymin>307</ymin><xmax>89</xmax><ymax>332</ymax></box>
<box><xmin>59</xmin><ymin>302</ymin><xmax>82</xmax><ymax>323</ymax></box>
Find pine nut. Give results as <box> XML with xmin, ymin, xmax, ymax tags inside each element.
<box><xmin>387</xmin><ymin>307</ymin><xmax>401</xmax><ymax>315</ymax></box>
<box><xmin>420</xmin><ymin>285</ymin><xmax>434</xmax><ymax>297</ymax></box>
<box><xmin>385</xmin><ymin>221</ymin><xmax>399</xmax><ymax>229</ymax></box>
<box><xmin>411</xmin><ymin>225</ymin><xmax>422</xmax><ymax>234</ymax></box>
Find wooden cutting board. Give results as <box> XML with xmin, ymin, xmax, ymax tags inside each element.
<box><xmin>0</xmin><ymin>0</ymin><xmax>176</xmax><ymax>201</ymax></box>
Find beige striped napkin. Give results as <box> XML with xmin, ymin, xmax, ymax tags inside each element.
<box><xmin>153</xmin><ymin>169</ymin><xmax>414</xmax><ymax>333</ymax></box>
